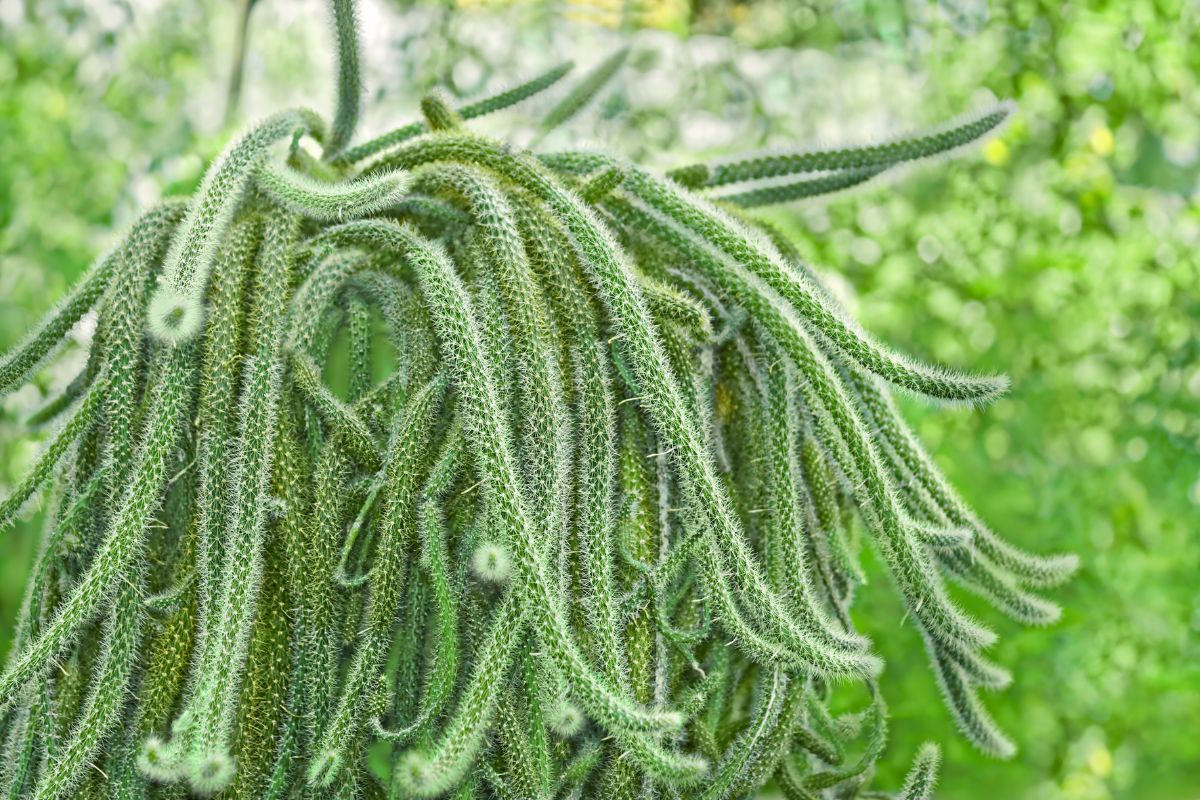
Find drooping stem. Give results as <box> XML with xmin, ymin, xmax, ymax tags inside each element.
<box><xmin>223</xmin><ymin>0</ymin><xmax>259</xmax><ymax>128</ymax></box>
<box><xmin>324</xmin><ymin>0</ymin><xmax>363</xmax><ymax>160</ymax></box>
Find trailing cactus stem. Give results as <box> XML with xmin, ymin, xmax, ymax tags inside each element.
<box><xmin>0</xmin><ymin>3</ymin><xmax>1068</xmax><ymax>797</ymax></box>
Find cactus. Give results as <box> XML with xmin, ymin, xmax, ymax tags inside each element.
<box><xmin>0</xmin><ymin>3</ymin><xmax>1073</xmax><ymax>797</ymax></box>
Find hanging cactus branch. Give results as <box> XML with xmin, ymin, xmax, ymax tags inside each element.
<box><xmin>339</xmin><ymin>61</ymin><xmax>575</xmax><ymax>165</ymax></box>
<box><xmin>667</xmin><ymin>102</ymin><xmax>1014</xmax><ymax>188</ymax></box>
<box><xmin>0</xmin><ymin>5</ymin><xmax>1072</xmax><ymax>798</ymax></box>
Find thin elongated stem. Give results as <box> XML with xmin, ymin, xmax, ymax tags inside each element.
<box><xmin>668</xmin><ymin>103</ymin><xmax>1012</xmax><ymax>188</ymax></box>
<box><xmin>179</xmin><ymin>206</ymin><xmax>300</xmax><ymax>790</ymax></box>
<box><xmin>540</xmin><ymin>47</ymin><xmax>629</xmax><ymax>135</ymax></box>
<box><xmin>0</xmin><ymin>373</ymin><xmax>108</xmax><ymax>530</ymax></box>
<box><xmin>0</xmin><ymin>346</ymin><xmax>194</xmax><ymax>714</ymax></box>
<box><xmin>715</xmin><ymin>166</ymin><xmax>886</xmax><ymax>207</ymax></box>
<box><xmin>324</xmin><ymin>0</ymin><xmax>362</xmax><ymax>159</ymax></box>
<box><xmin>31</xmin><ymin>569</ymin><xmax>145</xmax><ymax>800</ymax></box>
<box><xmin>0</xmin><ymin>201</ymin><xmax>186</xmax><ymax>397</ymax></box>
<box><xmin>309</xmin><ymin>376</ymin><xmax>445</xmax><ymax>785</ymax></box>
<box><xmin>340</xmin><ymin>61</ymin><xmax>574</xmax><ymax>164</ymax></box>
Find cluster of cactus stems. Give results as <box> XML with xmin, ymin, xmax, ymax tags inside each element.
<box><xmin>0</xmin><ymin>2</ymin><xmax>1077</xmax><ymax>798</ymax></box>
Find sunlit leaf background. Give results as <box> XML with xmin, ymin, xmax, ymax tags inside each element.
<box><xmin>1</xmin><ymin>1</ymin><xmax>1196</xmax><ymax>797</ymax></box>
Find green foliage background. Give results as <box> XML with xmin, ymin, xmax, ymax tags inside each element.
<box><xmin>1</xmin><ymin>1</ymin><xmax>1196</xmax><ymax>798</ymax></box>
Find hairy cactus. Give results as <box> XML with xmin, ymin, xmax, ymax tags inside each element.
<box><xmin>0</xmin><ymin>4</ymin><xmax>1075</xmax><ymax>798</ymax></box>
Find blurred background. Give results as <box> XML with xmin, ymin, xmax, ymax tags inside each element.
<box><xmin>1</xmin><ymin>0</ymin><xmax>1196</xmax><ymax>797</ymax></box>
